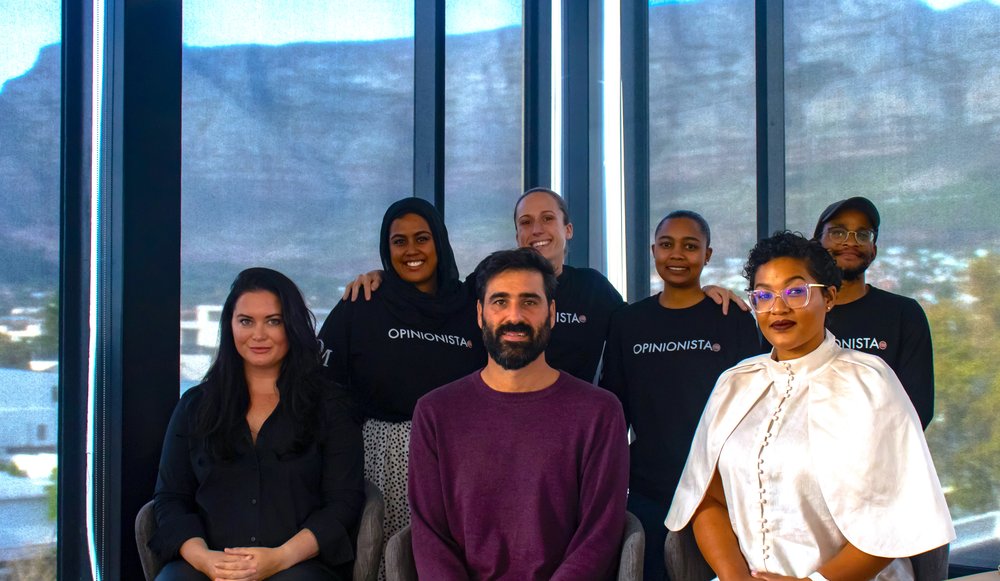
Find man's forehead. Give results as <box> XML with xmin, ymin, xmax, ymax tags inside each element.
<box><xmin>485</xmin><ymin>269</ymin><xmax>546</xmax><ymax>296</ymax></box>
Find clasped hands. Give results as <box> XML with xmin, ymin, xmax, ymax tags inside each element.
<box><xmin>196</xmin><ymin>546</ymin><xmax>290</xmax><ymax>581</ymax></box>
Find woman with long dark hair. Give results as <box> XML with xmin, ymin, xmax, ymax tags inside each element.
<box><xmin>317</xmin><ymin>198</ymin><xmax>486</xmax><ymax>577</ymax></box>
<box><xmin>152</xmin><ymin>267</ymin><xmax>364</xmax><ymax>581</ymax></box>
<box><xmin>666</xmin><ymin>232</ymin><xmax>953</xmax><ymax>581</ymax></box>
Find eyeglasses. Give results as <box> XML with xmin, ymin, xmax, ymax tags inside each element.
<box><xmin>824</xmin><ymin>227</ymin><xmax>875</xmax><ymax>244</ymax></box>
<box><xmin>748</xmin><ymin>284</ymin><xmax>828</xmax><ymax>313</ymax></box>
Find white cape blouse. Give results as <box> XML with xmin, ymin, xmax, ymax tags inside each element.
<box><xmin>665</xmin><ymin>332</ymin><xmax>954</xmax><ymax>559</ymax></box>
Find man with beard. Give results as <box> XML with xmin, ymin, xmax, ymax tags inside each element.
<box><xmin>407</xmin><ymin>248</ymin><xmax>629</xmax><ymax>580</ymax></box>
<box><xmin>813</xmin><ymin>196</ymin><xmax>935</xmax><ymax>428</ymax></box>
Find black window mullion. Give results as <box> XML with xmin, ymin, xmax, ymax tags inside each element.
<box><xmin>523</xmin><ymin>0</ymin><xmax>552</xmax><ymax>190</ymax></box>
<box><xmin>93</xmin><ymin>0</ymin><xmax>182</xmax><ymax>577</ymax></box>
<box><xmin>621</xmin><ymin>0</ymin><xmax>650</xmax><ymax>301</ymax></box>
<box><xmin>562</xmin><ymin>0</ymin><xmax>604</xmax><ymax>269</ymax></box>
<box><xmin>414</xmin><ymin>0</ymin><xmax>446</xmax><ymax>217</ymax></box>
<box><xmin>755</xmin><ymin>0</ymin><xmax>786</xmax><ymax>239</ymax></box>
<box><xmin>58</xmin><ymin>0</ymin><xmax>94</xmax><ymax>575</ymax></box>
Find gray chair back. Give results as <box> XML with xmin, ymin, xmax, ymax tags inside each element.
<box><xmin>911</xmin><ymin>544</ymin><xmax>950</xmax><ymax>581</ymax></box>
<box><xmin>135</xmin><ymin>500</ymin><xmax>166</xmax><ymax>580</ymax></box>
<box><xmin>353</xmin><ymin>479</ymin><xmax>387</xmax><ymax>581</ymax></box>
<box><xmin>665</xmin><ymin>527</ymin><xmax>714</xmax><ymax>581</ymax></box>
<box><xmin>385</xmin><ymin>524</ymin><xmax>417</xmax><ymax>581</ymax></box>
<box><xmin>665</xmin><ymin>527</ymin><xmax>950</xmax><ymax>581</ymax></box>
<box><xmin>386</xmin><ymin>511</ymin><xmax>645</xmax><ymax>581</ymax></box>
<box><xmin>617</xmin><ymin>511</ymin><xmax>646</xmax><ymax>581</ymax></box>
<box><xmin>134</xmin><ymin>479</ymin><xmax>385</xmax><ymax>581</ymax></box>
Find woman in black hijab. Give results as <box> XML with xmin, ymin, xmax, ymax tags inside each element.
<box><xmin>317</xmin><ymin>198</ymin><xmax>486</xmax><ymax>577</ymax></box>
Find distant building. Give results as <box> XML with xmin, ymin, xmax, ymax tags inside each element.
<box><xmin>0</xmin><ymin>317</ymin><xmax>42</xmax><ymax>343</ymax></box>
<box><xmin>0</xmin><ymin>472</ymin><xmax>53</xmax><ymax>563</ymax></box>
<box><xmin>0</xmin><ymin>369</ymin><xmax>57</xmax><ymax>458</ymax></box>
<box><xmin>180</xmin><ymin>305</ymin><xmax>223</xmax><ymax>352</ymax></box>
<box><xmin>0</xmin><ymin>370</ymin><xmax>57</xmax><ymax>565</ymax></box>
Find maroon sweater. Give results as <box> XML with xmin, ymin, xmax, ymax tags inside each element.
<box><xmin>408</xmin><ymin>370</ymin><xmax>629</xmax><ymax>580</ymax></box>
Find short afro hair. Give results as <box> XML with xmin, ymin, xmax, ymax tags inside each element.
<box><xmin>654</xmin><ymin>210</ymin><xmax>711</xmax><ymax>247</ymax></box>
<box><xmin>743</xmin><ymin>231</ymin><xmax>842</xmax><ymax>292</ymax></box>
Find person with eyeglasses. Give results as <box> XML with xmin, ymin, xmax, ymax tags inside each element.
<box><xmin>666</xmin><ymin>231</ymin><xmax>953</xmax><ymax>581</ymax></box>
<box><xmin>812</xmin><ymin>196</ymin><xmax>934</xmax><ymax>429</ymax></box>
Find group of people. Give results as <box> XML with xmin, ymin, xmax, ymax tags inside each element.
<box><xmin>147</xmin><ymin>190</ymin><xmax>953</xmax><ymax>581</ymax></box>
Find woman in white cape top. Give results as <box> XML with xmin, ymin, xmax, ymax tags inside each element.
<box><xmin>666</xmin><ymin>232</ymin><xmax>953</xmax><ymax>581</ymax></box>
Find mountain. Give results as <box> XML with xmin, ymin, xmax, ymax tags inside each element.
<box><xmin>0</xmin><ymin>44</ymin><xmax>61</xmax><ymax>287</ymax></box>
<box><xmin>647</xmin><ymin>0</ymin><xmax>1000</xmax><ymax>255</ymax></box>
<box><xmin>180</xmin><ymin>29</ymin><xmax>523</xmax><ymax>306</ymax></box>
<box><xmin>2</xmin><ymin>3</ymin><xmax>999</xmax><ymax>304</ymax></box>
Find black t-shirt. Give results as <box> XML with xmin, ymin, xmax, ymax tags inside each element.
<box><xmin>825</xmin><ymin>285</ymin><xmax>934</xmax><ymax>429</ymax></box>
<box><xmin>548</xmin><ymin>265</ymin><xmax>626</xmax><ymax>383</ymax></box>
<box><xmin>600</xmin><ymin>295</ymin><xmax>765</xmax><ymax>501</ymax></box>
<box><xmin>318</xmin><ymin>293</ymin><xmax>487</xmax><ymax>422</ymax></box>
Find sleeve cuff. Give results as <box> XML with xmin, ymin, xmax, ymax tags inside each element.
<box><xmin>148</xmin><ymin>513</ymin><xmax>207</xmax><ymax>561</ymax></box>
<box><xmin>302</xmin><ymin>514</ymin><xmax>354</xmax><ymax>566</ymax></box>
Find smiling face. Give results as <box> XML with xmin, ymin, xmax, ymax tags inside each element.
<box><xmin>232</xmin><ymin>290</ymin><xmax>289</xmax><ymax>374</ymax></box>
<box><xmin>389</xmin><ymin>213</ymin><xmax>439</xmax><ymax>294</ymax></box>
<box><xmin>753</xmin><ymin>256</ymin><xmax>836</xmax><ymax>361</ymax></box>
<box><xmin>652</xmin><ymin>217</ymin><xmax>712</xmax><ymax>290</ymax></box>
<box><xmin>477</xmin><ymin>269</ymin><xmax>555</xmax><ymax>370</ymax></box>
<box><xmin>819</xmin><ymin>208</ymin><xmax>877</xmax><ymax>281</ymax></box>
<box><xmin>515</xmin><ymin>191</ymin><xmax>573</xmax><ymax>273</ymax></box>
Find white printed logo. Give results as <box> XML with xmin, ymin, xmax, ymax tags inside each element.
<box><xmin>836</xmin><ymin>337</ymin><xmax>887</xmax><ymax>351</ymax></box>
<box><xmin>632</xmin><ymin>339</ymin><xmax>720</xmax><ymax>355</ymax></box>
<box><xmin>388</xmin><ymin>328</ymin><xmax>474</xmax><ymax>348</ymax></box>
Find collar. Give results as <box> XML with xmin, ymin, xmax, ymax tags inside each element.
<box><xmin>763</xmin><ymin>331</ymin><xmax>841</xmax><ymax>383</ymax></box>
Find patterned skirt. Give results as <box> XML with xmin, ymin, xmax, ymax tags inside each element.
<box><xmin>363</xmin><ymin>418</ymin><xmax>412</xmax><ymax>581</ymax></box>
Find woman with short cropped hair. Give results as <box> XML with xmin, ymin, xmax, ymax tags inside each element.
<box><xmin>667</xmin><ymin>231</ymin><xmax>953</xmax><ymax>581</ymax></box>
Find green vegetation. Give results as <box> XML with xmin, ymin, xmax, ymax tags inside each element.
<box><xmin>46</xmin><ymin>467</ymin><xmax>57</xmax><ymax>522</ymax></box>
<box><xmin>36</xmin><ymin>300</ymin><xmax>58</xmax><ymax>359</ymax></box>
<box><xmin>0</xmin><ymin>460</ymin><xmax>28</xmax><ymax>478</ymax></box>
<box><xmin>0</xmin><ymin>334</ymin><xmax>32</xmax><ymax>369</ymax></box>
<box><xmin>925</xmin><ymin>254</ymin><xmax>1000</xmax><ymax>516</ymax></box>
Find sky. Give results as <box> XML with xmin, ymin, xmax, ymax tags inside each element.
<box><xmin>0</xmin><ymin>1</ymin><xmax>60</xmax><ymax>91</ymax></box>
<box><xmin>1</xmin><ymin>0</ymin><xmax>998</xmax><ymax>90</ymax></box>
<box><xmin>0</xmin><ymin>0</ymin><xmax>521</xmax><ymax>90</ymax></box>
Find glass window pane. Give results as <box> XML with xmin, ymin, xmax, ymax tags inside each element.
<box><xmin>445</xmin><ymin>0</ymin><xmax>524</xmax><ymax>276</ymax></box>
<box><xmin>785</xmin><ymin>1</ymin><xmax>1000</xmax><ymax>567</ymax></box>
<box><xmin>181</xmin><ymin>1</ymin><xmax>415</xmax><ymax>389</ymax></box>
<box><xmin>0</xmin><ymin>2</ymin><xmax>61</xmax><ymax>574</ymax></box>
<box><xmin>648</xmin><ymin>0</ymin><xmax>757</xmax><ymax>294</ymax></box>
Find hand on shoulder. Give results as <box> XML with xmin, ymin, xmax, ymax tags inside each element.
<box><xmin>704</xmin><ymin>285</ymin><xmax>750</xmax><ymax>315</ymax></box>
<box><xmin>341</xmin><ymin>270</ymin><xmax>384</xmax><ymax>301</ymax></box>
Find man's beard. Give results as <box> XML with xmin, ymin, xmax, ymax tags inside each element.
<box><xmin>840</xmin><ymin>256</ymin><xmax>873</xmax><ymax>281</ymax></box>
<box><xmin>482</xmin><ymin>315</ymin><xmax>551</xmax><ymax>371</ymax></box>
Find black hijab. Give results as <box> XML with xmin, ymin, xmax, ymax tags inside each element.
<box><xmin>377</xmin><ymin>197</ymin><xmax>469</xmax><ymax>328</ymax></box>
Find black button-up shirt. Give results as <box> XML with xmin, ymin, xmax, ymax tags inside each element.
<box><xmin>150</xmin><ymin>384</ymin><xmax>364</xmax><ymax>568</ymax></box>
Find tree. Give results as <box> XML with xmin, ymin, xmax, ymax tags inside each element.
<box><xmin>45</xmin><ymin>468</ymin><xmax>57</xmax><ymax>522</ymax></box>
<box><xmin>0</xmin><ymin>333</ymin><xmax>32</xmax><ymax>369</ymax></box>
<box><xmin>34</xmin><ymin>300</ymin><xmax>58</xmax><ymax>360</ymax></box>
<box><xmin>924</xmin><ymin>255</ymin><xmax>1000</xmax><ymax>516</ymax></box>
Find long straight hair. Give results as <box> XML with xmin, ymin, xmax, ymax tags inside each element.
<box><xmin>196</xmin><ymin>267</ymin><xmax>326</xmax><ymax>459</ymax></box>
